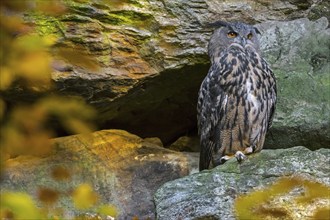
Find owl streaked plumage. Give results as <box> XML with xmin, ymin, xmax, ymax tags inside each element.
<box><xmin>197</xmin><ymin>21</ymin><xmax>277</xmax><ymax>171</ymax></box>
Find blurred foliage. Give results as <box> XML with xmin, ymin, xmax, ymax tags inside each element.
<box><xmin>235</xmin><ymin>176</ymin><xmax>330</xmax><ymax>220</ymax></box>
<box><xmin>0</xmin><ymin>0</ymin><xmax>99</xmax><ymax>166</ymax></box>
<box><xmin>1</xmin><ymin>192</ymin><xmax>43</xmax><ymax>219</ymax></box>
<box><xmin>0</xmin><ymin>166</ymin><xmax>118</xmax><ymax>220</ymax></box>
<box><xmin>1</xmin><ymin>96</ymin><xmax>96</xmax><ymax>159</ymax></box>
<box><xmin>1</xmin><ymin>166</ymin><xmax>118</xmax><ymax>219</ymax></box>
<box><xmin>0</xmin><ymin>0</ymin><xmax>117</xmax><ymax>219</ymax></box>
<box><xmin>51</xmin><ymin>165</ymin><xmax>71</xmax><ymax>181</ymax></box>
<box><xmin>73</xmin><ymin>184</ymin><xmax>99</xmax><ymax>210</ymax></box>
<box><xmin>97</xmin><ymin>205</ymin><xmax>118</xmax><ymax>218</ymax></box>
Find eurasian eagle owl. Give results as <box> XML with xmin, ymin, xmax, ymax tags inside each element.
<box><xmin>197</xmin><ymin>21</ymin><xmax>277</xmax><ymax>171</ymax></box>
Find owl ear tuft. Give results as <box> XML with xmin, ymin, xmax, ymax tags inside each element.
<box><xmin>207</xmin><ymin>21</ymin><xmax>229</xmax><ymax>28</ymax></box>
<box><xmin>254</xmin><ymin>27</ymin><xmax>261</xmax><ymax>35</ymax></box>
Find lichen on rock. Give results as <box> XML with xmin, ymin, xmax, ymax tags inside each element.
<box><xmin>154</xmin><ymin>146</ymin><xmax>330</xmax><ymax>219</ymax></box>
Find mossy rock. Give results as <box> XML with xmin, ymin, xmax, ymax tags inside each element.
<box><xmin>5</xmin><ymin>1</ymin><xmax>330</xmax><ymax>148</ymax></box>
<box><xmin>154</xmin><ymin>146</ymin><xmax>330</xmax><ymax>219</ymax></box>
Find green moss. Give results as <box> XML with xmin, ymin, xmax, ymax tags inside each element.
<box><xmin>103</xmin><ymin>0</ymin><xmax>143</xmax><ymax>8</ymax></box>
<box><xmin>215</xmin><ymin>159</ymin><xmax>240</xmax><ymax>173</ymax></box>
<box><xmin>63</xmin><ymin>0</ymin><xmax>148</xmax><ymax>26</ymax></box>
<box><xmin>25</xmin><ymin>13</ymin><xmax>65</xmax><ymax>37</ymax></box>
<box><xmin>308</xmin><ymin>1</ymin><xmax>330</xmax><ymax>21</ymax></box>
<box><xmin>62</xmin><ymin>0</ymin><xmax>156</xmax><ymax>28</ymax></box>
<box><xmin>99</xmin><ymin>10</ymin><xmax>156</xmax><ymax>28</ymax></box>
<box><xmin>60</xmin><ymin>14</ymin><xmax>93</xmax><ymax>23</ymax></box>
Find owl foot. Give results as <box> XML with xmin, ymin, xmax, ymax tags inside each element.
<box><xmin>244</xmin><ymin>146</ymin><xmax>253</xmax><ymax>154</ymax></box>
<box><xmin>219</xmin><ymin>155</ymin><xmax>232</xmax><ymax>164</ymax></box>
<box><xmin>235</xmin><ymin>151</ymin><xmax>247</xmax><ymax>163</ymax></box>
<box><xmin>219</xmin><ymin>151</ymin><xmax>248</xmax><ymax>165</ymax></box>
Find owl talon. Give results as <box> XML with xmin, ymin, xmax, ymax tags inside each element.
<box><xmin>235</xmin><ymin>151</ymin><xmax>247</xmax><ymax>163</ymax></box>
<box><xmin>219</xmin><ymin>155</ymin><xmax>232</xmax><ymax>164</ymax></box>
<box><xmin>244</xmin><ymin>146</ymin><xmax>253</xmax><ymax>154</ymax></box>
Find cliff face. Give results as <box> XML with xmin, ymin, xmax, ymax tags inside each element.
<box><xmin>258</xmin><ymin>18</ymin><xmax>330</xmax><ymax>149</ymax></box>
<box><xmin>6</xmin><ymin>0</ymin><xmax>330</xmax><ymax>146</ymax></box>
<box><xmin>1</xmin><ymin>1</ymin><xmax>330</xmax><ymax>219</ymax></box>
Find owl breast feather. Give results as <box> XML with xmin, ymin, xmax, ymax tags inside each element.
<box><xmin>198</xmin><ymin>44</ymin><xmax>276</xmax><ymax>159</ymax></box>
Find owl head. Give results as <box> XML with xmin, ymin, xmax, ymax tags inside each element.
<box><xmin>208</xmin><ymin>21</ymin><xmax>261</xmax><ymax>61</ymax></box>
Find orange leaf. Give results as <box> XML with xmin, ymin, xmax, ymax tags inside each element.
<box><xmin>15</xmin><ymin>52</ymin><xmax>52</xmax><ymax>80</ymax></box>
<box><xmin>37</xmin><ymin>188</ymin><xmax>59</xmax><ymax>205</ymax></box>
<box><xmin>51</xmin><ymin>166</ymin><xmax>71</xmax><ymax>181</ymax></box>
<box><xmin>35</xmin><ymin>1</ymin><xmax>67</xmax><ymax>16</ymax></box>
<box><xmin>0</xmin><ymin>15</ymin><xmax>33</xmax><ymax>34</ymax></box>
<box><xmin>0</xmin><ymin>67</ymin><xmax>14</xmax><ymax>90</ymax></box>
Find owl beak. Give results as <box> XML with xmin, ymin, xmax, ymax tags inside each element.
<box><xmin>240</xmin><ymin>37</ymin><xmax>247</xmax><ymax>47</ymax></box>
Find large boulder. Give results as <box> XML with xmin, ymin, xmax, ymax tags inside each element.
<box><xmin>0</xmin><ymin>130</ymin><xmax>198</xmax><ymax>219</ymax></box>
<box><xmin>4</xmin><ymin>1</ymin><xmax>329</xmax><ymax>147</ymax></box>
<box><xmin>258</xmin><ymin>18</ymin><xmax>330</xmax><ymax>150</ymax></box>
<box><xmin>154</xmin><ymin>146</ymin><xmax>330</xmax><ymax>219</ymax></box>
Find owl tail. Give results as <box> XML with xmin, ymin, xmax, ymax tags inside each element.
<box><xmin>199</xmin><ymin>141</ymin><xmax>214</xmax><ymax>171</ymax></box>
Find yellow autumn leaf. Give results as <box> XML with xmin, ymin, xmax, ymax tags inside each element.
<box><xmin>312</xmin><ymin>207</ymin><xmax>330</xmax><ymax>220</ymax></box>
<box><xmin>11</xmin><ymin>34</ymin><xmax>48</xmax><ymax>52</ymax></box>
<box><xmin>42</xmin><ymin>35</ymin><xmax>58</xmax><ymax>47</ymax></box>
<box><xmin>1</xmin><ymin>125</ymin><xmax>26</xmax><ymax>157</ymax></box>
<box><xmin>0</xmin><ymin>0</ymin><xmax>32</xmax><ymax>12</ymax></box>
<box><xmin>234</xmin><ymin>177</ymin><xmax>330</xmax><ymax>220</ymax></box>
<box><xmin>37</xmin><ymin>96</ymin><xmax>96</xmax><ymax>134</ymax></box>
<box><xmin>15</xmin><ymin>51</ymin><xmax>52</xmax><ymax>81</ymax></box>
<box><xmin>39</xmin><ymin>96</ymin><xmax>96</xmax><ymax>119</ymax></box>
<box><xmin>296</xmin><ymin>180</ymin><xmax>330</xmax><ymax>204</ymax></box>
<box><xmin>37</xmin><ymin>187</ymin><xmax>60</xmax><ymax>205</ymax></box>
<box><xmin>51</xmin><ymin>166</ymin><xmax>71</xmax><ymax>181</ymax></box>
<box><xmin>0</xmin><ymin>67</ymin><xmax>15</xmax><ymax>90</ymax></box>
<box><xmin>63</xmin><ymin>118</ymin><xmax>94</xmax><ymax>134</ymax></box>
<box><xmin>235</xmin><ymin>177</ymin><xmax>294</xmax><ymax>220</ymax></box>
<box><xmin>97</xmin><ymin>204</ymin><xmax>119</xmax><ymax>218</ymax></box>
<box><xmin>72</xmin><ymin>184</ymin><xmax>99</xmax><ymax>210</ymax></box>
<box><xmin>35</xmin><ymin>1</ymin><xmax>67</xmax><ymax>16</ymax></box>
<box><xmin>0</xmin><ymin>14</ymin><xmax>33</xmax><ymax>34</ymax></box>
<box><xmin>11</xmin><ymin>105</ymin><xmax>48</xmax><ymax>130</ymax></box>
<box><xmin>235</xmin><ymin>190</ymin><xmax>267</xmax><ymax>220</ymax></box>
<box><xmin>0</xmin><ymin>98</ymin><xmax>5</xmax><ymax>120</ymax></box>
<box><xmin>2</xmin><ymin>104</ymin><xmax>54</xmax><ymax>157</ymax></box>
<box><xmin>26</xmin><ymin>130</ymin><xmax>53</xmax><ymax>156</ymax></box>
<box><xmin>0</xmin><ymin>192</ymin><xmax>44</xmax><ymax>219</ymax></box>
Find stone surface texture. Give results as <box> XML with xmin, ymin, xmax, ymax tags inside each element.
<box><xmin>258</xmin><ymin>17</ymin><xmax>330</xmax><ymax>149</ymax></box>
<box><xmin>4</xmin><ymin>0</ymin><xmax>328</xmax><ymax>148</ymax></box>
<box><xmin>154</xmin><ymin>146</ymin><xmax>330</xmax><ymax>220</ymax></box>
<box><xmin>0</xmin><ymin>130</ymin><xmax>198</xmax><ymax>219</ymax></box>
<box><xmin>2</xmin><ymin>1</ymin><xmax>330</xmax><ymax>220</ymax></box>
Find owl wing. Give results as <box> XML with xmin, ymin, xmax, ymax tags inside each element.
<box><xmin>260</xmin><ymin>58</ymin><xmax>277</xmax><ymax>131</ymax></box>
<box><xmin>197</xmin><ymin>64</ymin><xmax>228</xmax><ymax>171</ymax></box>
<box><xmin>267</xmin><ymin>81</ymin><xmax>276</xmax><ymax>131</ymax></box>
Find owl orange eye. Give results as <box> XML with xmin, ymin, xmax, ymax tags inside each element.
<box><xmin>247</xmin><ymin>33</ymin><xmax>253</xmax><ymax>39</ymax></box>
<box><xmin>227</xmin><ymin>32</ymin><xmax>237</xmax><ymax>38</ymax></box>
